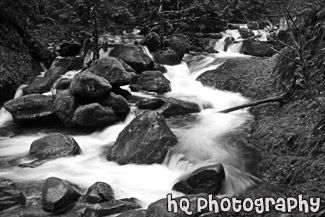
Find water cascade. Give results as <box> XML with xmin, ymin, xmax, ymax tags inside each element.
<box><xmin>0</xmin><ymin>40</ymin><xmax>260</xmax><ymax>208</ymax></box>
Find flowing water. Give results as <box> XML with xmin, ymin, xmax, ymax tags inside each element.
<box><xmin>0</xmin><ymin>34</ymin><xmax>261</xmax><ymax>208</ymax></box>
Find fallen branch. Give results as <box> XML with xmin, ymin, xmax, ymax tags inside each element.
<box><xmin>218</xmin><ymin>93</ymin><xmax>289</xmax><ymax>113</ymax></box>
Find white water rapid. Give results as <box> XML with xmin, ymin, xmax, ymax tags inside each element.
<box><xmin>0</xmin><ymin>50</ymin><xmax>259</xmax><ymax>208</ymax></box>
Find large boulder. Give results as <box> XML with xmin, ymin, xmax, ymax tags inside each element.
<box><xmin>100</xmin><ymin>92</ymin><xmax>130</xmax><ymax>117</ymax></box>
<box><xmin>73</xmin><ymin>103</ymin><xmax>117</xmax><ymax>127</ymax></box>
<box><xmin>42</xmin><ymin>177</ymin><xmax>81</xmax><ymax>213</ymax></box>
<box><xmin>4</xmin><ymin>94</ymin><xmax>57</xmax><ymax>123</ymax></box>
<box><xmin>139</xmin><ymin>32</ymin><xmax>160</xmax><ymax>53</ymax></box>
<box><xmin>134</xmin><ymin>71</ymin><xmax>171</xmax><ymax>94</ymax></box>
<box><xmin>70</xmin><ymin>71</ymin><xmax>112</xmax><ymax>102</ymax></box>
<box><xmin>136</xmin><ymin>98</ymin><xmax>165</xmax><ymax>110</ymax></box>
<box><xmin>82</xmin><ymin>198</ymin><xmax>141</xmax><ymax>217</ymax></box>
<box><xmin>158</xmin><ymin>98</ymin><xmax>200</xmax><ymax>118</ymax></box>
<box><xmin>109</xmin><ymin>45</ymin><xmax>154</xmax><ymax>73</ymax></box>
<box><xmin>172</xmin><ymin>164</ymin><xmax>225</xmax><ymax>195</ymax></box>
<box><xmin>82</xmin><ymin>182</ymin><xmax>114</xmax><ymax>204</ymax></box>
<box><xmin>0</xmin><ymin>178</ymin><xmax>26</xmax><ymax>212</ymax></box>
<box><xmin>242</xmin><ymin>40</ymin><xmax>276</xmax><ymax>57</ymax></box>
<box><xmin>29</xmin><ymin>133</ymin><xmax>81</xmax><ymax>160</ymax></box>
<box><xmin>23</xmin><ymin>67</ymin><xmax>68</xmax><ymax>95</ymax></box>
<box><xmin>88</xmin><ymin>57</ymin><xmax>136</xmax><ymax>86</ymax></box>
<box><xmin>107</xmin><ymin>111</ymin><xmax>178</xmax><ymax>165</ymax></box>
<box><xmin>53</xmin><ymin>90</ymin><xmax>80</xmax><ymax>126</ymax></box>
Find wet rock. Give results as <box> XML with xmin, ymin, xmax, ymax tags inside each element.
<box><xmin>73</xmin><ymin>103</ymin><xmax>117</xmax><ymax>127</ymax></box>
<box><xmin>242</xmin><ymin>40</ymin><xmax>276</xmax><ymax>57</ymax></box>
<box><xmin>23</xmin><ymin>67</ymin><xmax>68</xmax><ymax>95</ymax></box>
<box><xmin>139</xmin><ymin>32</ymin><xmax>160</xmax><ymax>52</ymax></box>
<box><xmin>50</xmin><ymin>56</ymin><xmax>84</xmax><ymax>71</ymax></box>
<box><xmin>53</xmin><ymin>90</ymin><xmax>80</xmax><ymax>126</ymax></box>
<box><xmin>158</xmin><ymin>98</ymin><xmax>200</xmax><ymax>118</ymax></box>
<box><xmin>172</xmin><ymin>164</ymin><xmax>225</xmax><ymax>195</ymax></box>
<box><xmin>135</xmin><ymin>71</ymin><xmax>171</xmax><ymax>94</ymax></box>
<box><xmin>42</xmin><ymin>177</ymin><xmax>81</xmax><ymax>213</ymax></box>
<box><xmin>111</xmin><ymin>87</ymin><xmax>132</xmax><ymax>99</ymax></box>
<box><xmin>147</xmin><ymin>193</ymin><xmax>212</xmax><ymax>217</ymax></box>
<box><xmin>83</xmin><ymin>182</ymin><xmax>114</xmax><ymax>204</ymax></box>
<box><xmin>152</xmin><ymin>50</ymin><xmax>183</xmax><ymax>66</ymax></box>
<box><xmin>109</xmin><ymin>45</ymin><xmax>154</xmax><ymax>73</ymax></box>
<box><xmin>0</xmin><ymin>178</ymin><xmax>26</xmax><ymax>212</ymax></box>
<box><xmin>57</xmin><ymin>42</ymin><xmax>83</xmax><ymax>57</ymax></box>
<box><xmin>107</xmin><ymin>111</ymin><xmax>178</xmax><ymax>165</ymax></box>
<box><xmin>4</xmin><ymin>94</ymin><xmax>57</xmax><ymax>123</ymax></box>
<box><xmin>55</xmin><ymin>78</ymin><xmax>72</xmax><ymax>90</ymax></box>
<box><xmin>82</xmin><ymin>198</ymin><xmax>141</xmax><ymax>217</ymax></box>
<box><xmin>100</xmin><ymin>93</ymin><xmax>130</xmax><ymax>117</ymax></box>
<box><xmin>116</xmin><ymin>210</ymin><xmax>147</xmax><ymax>217</ymax></box>
<box><xmin>29</xmin><ymin>133</ymin><xmax>81</xmax><ymax>159</ymax></box>
<box><xmin>153</xmin><ymin>63</ymin><xmax>167</xmax><ymax>73</ymax></box>
<box><xmin>70</xmin><ymin>71</ymin><xmax>112</xmax><ymax>102</ymax></box>
<box><xmin>88</xmin><ymin>57</ymin><xmax>136</xmax><ymax>86</ymax></box>
<box><xmin>238</xmin><ymin>28</ymin><xmax>254</xmax><ymax>39</ymax></box>
<box><xmin>136</xmin><ymin>98</ymin><xmax>165</xmax><ymax>110</ymax></box>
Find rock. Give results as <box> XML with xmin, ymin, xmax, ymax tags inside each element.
<box><xmin>100</xmin><ymin>93</ymin><xmax>130</xmax><ymax>116</ymax></box>
<box><xmin>53</xmin><ymin>90</ymin><xmax>79</xmax><ymax>126</ymax></box>
<box><xmin>82</xmin><ymin>198</ymin><xmax>141</xmax><ymax>217</ymax></box>
<box><xmin>83</xmin><ymin>182</ymin><xmax>114</xmax><ymax>204</ymax></box>
<box><xmin>23</xmin><ymin>67</ymin><xmax>68</xmax><ymax>95</ymax></box>
<box><xmin>135</xmin><ymin>71</ymin><xmax>171</xmax><ymax>94</ymax></box>
<box><xmin>73</xmin><ymin>103</ymin><xmax>117</xmax><ymax>127</ymax></box>
<box><xmin>242</xmin><ymin>40</ymin><xmax>276</xmax><ymax>57</ymax></box>
<box><xmin>109</xmin><ymin>45</ymin><xmax>154</xmax><ymax>73</ymax></box>
<box><xmin>158</xmin><ymin>98</ymin><xmax>200</xmax><ymax>118</ymax></box>
<box><xmin>57</xmin><ymin>42</ymin><xmax>83</xmax><ymax>57</ymax></box>
<box><xmin>107</xmin><ymin>111</ymin><xmax>178</xmax><ymax>165</ymax></box>
<box><xmin>0</xmin><ymin>178</ymin><xmax>26</xmax><ymax>212</ymax></box>
<box><xmin>152</xmin><ymin>63</ymin><xmax>167</xmax><ymax>74</ymax></box>
<box><xmin>29</xmin><ymin>133</ymin><xmax>81</xmax><ymax>160</ymax></box>
<box><xmin>88</xmin><ymin>57</ymin><xmax>136</xmax><ymax>86</ymax></box>
<box><xmin>111</xmin><ymin>87</ymin><xmax>132</xmax><ymax>99</ymax></box>
<box><xmin>55</xmin><ymin>78</ymin><xmax>72</xmax><ymax>90</ymax></box>
<box><xmin>247</xmin><ymin>21</ymin><xmax>259</xmax><ymax>30</ymax></box>
<box><xmin>4</xmin><ymin>94</ymin><xmax>57</xmax><ymax>123</ymax></box>
<box><xmin>172</xmin><ymin>164</ymin><xmax>225</xmax><ymax>195</ymax></box>
<box><xmin>116</xmin><ymin>210</ymin><xmax>147</xmax><ymax>217</ymax></box>
<box><xmin>169</xmin><ymin>36</ymin><xmax>191</xmax><ymax>58</ymax></box>
<box><xmin>50</xmin><ymin>56</ymin><xmax>84</xmax><ymax>71</ymax></box>
<box><xmin>136</xmin><ymin>98</ymin><xmax>165</xmax><ymax>110</ymax></box>
<box><xmin>147</xmin><ymin>193</ymin><xmax>212</xmax><ymax>217</ymax></box>
<box><xmin>70</xmin><ymin>71</ymin><xmax>112</xmax><ymax>102</ymax></box>
<box><xmin>152</xmin><ymin>50</ymin><xmax>182</xmax><ymax>66</ymax></box>
<box><xmin>42</xmin><ymin>177</ymin><xmax>81</xmax><ymax>213</ymax></box>
<box><xmin>238</xmin><ymin>28</ymin><xmax>254</xmax><ymax>39</ymax></box>
<box><xmin>139</xmin><ymin>32</ymin><xmax>160</xmax><ymax>52</ymax></box>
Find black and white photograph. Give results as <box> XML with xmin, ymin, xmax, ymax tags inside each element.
<box><xmin>0</xmin><ymin>0</ymin><xmax>324</xmax><ymax>216</ymax></box>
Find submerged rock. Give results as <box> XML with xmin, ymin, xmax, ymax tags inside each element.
<box><xmin>0</xmin><ymin>178</ymin><xmax>26</xmax><ymax>212</ymax></box>
<box><xmin>82</xmin><ymin>182</ymin><xmax>114</xmax><ymax>204</ymax></box>
<box><xmin>136</xmin><ymin>98</ymin><xmax>165</xmax><ymax>110</ymax></box>
<box><xmin>73</xmin><ymin>103</ymin><xmax>117</xmax><ymax>127</ymax></box>
<box><xmin>107</xmin><ymin>111</ymin><xmax>178</xmax><ymax>165</ymax></box>
<box><xmin>100</xmin><ymin>92</ymin><xmax>130</xmax><ymax>117</ymax></box>
<box><xmin>70</xmin><ymin>71</ymin><xmax>112</xmax><ymax>102</ymax></box>
<box><xmin>82</xmin><ymin>198</ymin><xmax>141</xmax><ymax>217</ymax></box>
<box><xmin>23</xmin><ymin>66</ymin><xmax>68</xmax><ymax>95</ymax></box>
<box><xmin>134</xmin><ymin>70</ymin><xmax>171</xmax><ymax>94</ymax></box>
<box><xmin>88</xmin><ymin>57</ymin><xmax>136</xmax><ymax>86</ymax></box>
<box><xmin>42</xmin><ymin>177</ymin><xmax>81</xmax><ymax>213</ymax></box>
<box><xmin>29</xmin><ymin>133</ymin><xmax>81</xmax><ymax>159</ymax></box>
<box><xmin>53</xmin><ymin>90</ymin><xmax>79</xmax><ymax>126</ymax></box>
<box><xmin>4</xmin><ymin>94</ymin><xmax>57</xmax><ymax>123</ymax></box>
<box><xmin>172</xmin><ymin>164</ymin><xmax>225</xmax><ymax>195</ymax></box>
<box><xmin>109</xmin><ymin>45</ymin><xmax>154</xmax><ymax>73</ymax></box>
<box><xmin>158</xmin><ymin>98</ymin><xmax>200</xmax><ymax>118</ymax></box>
